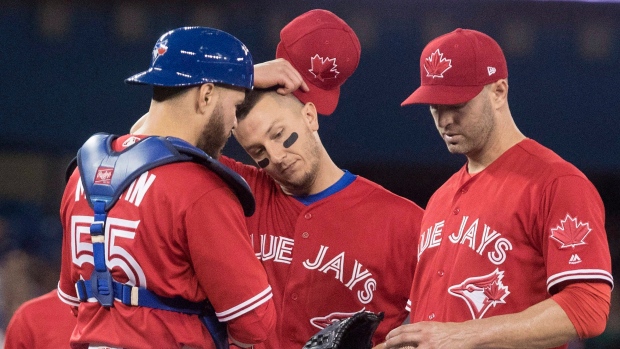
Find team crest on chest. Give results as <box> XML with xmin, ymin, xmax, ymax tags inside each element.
<box><xmin>448</xmin><ymin>269</ymin><xmax>510</xmax><ymax>319</ymax></box>
<box><xmin>550</xmin><ymin>214</ymin><xmax>591</xmax><ymax>249</ymax></box>
<box><xmin>310</xmin><ymin>308</ymin><xmax>365</xmax><ymax>330</ymax></box>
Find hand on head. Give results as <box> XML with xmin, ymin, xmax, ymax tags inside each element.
<box><xmin>254</xmin><ymin>58</ymin><xmax>309</xmax><ymax>95</ymax></box>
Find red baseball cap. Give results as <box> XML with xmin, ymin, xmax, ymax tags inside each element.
<box><xmin>401</xmin><ymin>28</ymin><xmax>508</xmax><ymax>106</ymax></box>
<box><xmin>276</xmin><ymin>9</ymin><xmax>361</xmax><ymax>115</ymax></box>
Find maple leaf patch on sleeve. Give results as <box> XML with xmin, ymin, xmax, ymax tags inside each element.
<box><xmin>308</xmin><ymin>54</ymin><xmax>339</xmax><ymax>82</ymax></box>
<box><xmin>550</xmin><ymin>214</ymin><xmax>592</xmax><ymax>248</ymax></box>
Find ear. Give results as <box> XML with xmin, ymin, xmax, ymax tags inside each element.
<box><xmin>197</xmin><ymin>83</ymin><xmax>216</xmax><ymax>113</ymax></box>
<box><xmin>301</xmin><ymin>102</ymin><xmax>319</xmax><ymax>131</ymax></box>
<box><xmin>490</xmin><ymin>79</ymin><xmax>508</xmax><ymax>109</ymax></box>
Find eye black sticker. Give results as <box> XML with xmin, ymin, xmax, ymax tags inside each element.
<box><xmin>257</xmin><ymin>158</ymin><xmax>270</xmax><ymax>168</ymax></box>
<box><xmin>283</xmin><ymin>132</ymin><xmax>298</xmax><ymax>148</ymax></box>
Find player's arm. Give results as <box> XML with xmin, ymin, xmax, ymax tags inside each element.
<box><xmin>385</xmin><ymin>297</ymin><xmax>574</xmax><ymax>349</ymax></box>
<box><xmin>186</xmin><ymin>186</ymin><xmax>275</xmax><ymax>345</ymax></box>
<box><xmin>384</xmin><ymin>279</ymin><xmax>611</xmax><ymax>349</ymax></box>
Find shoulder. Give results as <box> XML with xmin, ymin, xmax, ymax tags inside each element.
<box><xmin>350</xmin><ymin>176</ymin><xmax>424</xmax><ymax>213</ymax></box>
<box><xmin>515</xmin><ymin>139</ymin><xmax>585</xmax><ymax>177</ymax></box>
<box><xmin>8</xmin><ymin>290</ymin><xmax>65</xmax><ymax>325</ymax></box>
<box><xmin>153</xmin><ymin>161</ymin><xmax>232</xmax><ymax>192</ymax></box>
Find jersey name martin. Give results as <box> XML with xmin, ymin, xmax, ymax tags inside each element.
<box><xmin>252</xmin><ymin>234</ymin><xmax>377</xmax><ymax>304</ymax></box>
<box><xmin>419</xmin><ymin>216</ymin><xmax>514</xmax><ymax>265</ymax></box>
<box><xmin>74</xmin><ymin>171</ymin><xmax>157</xmax><ymax>207</ymax></box>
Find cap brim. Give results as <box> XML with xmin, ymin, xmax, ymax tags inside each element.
<box><xmin>277</xmin><ymin>43</ymin><xmax>340</xmax><ymax>116</ymax></box>
<box><xmin>401</xmin><ymin>85</ymin><xmax>484</xmax><ymax>106</ymax></box>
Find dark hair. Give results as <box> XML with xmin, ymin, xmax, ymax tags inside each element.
<box><xmin>153</xmin><ymin>83</ymin><xmax>246</xmax><ymax>103</ymax></box>
<box><xmin>152</xmin><ymin>85</ymin><xmax>193</xmax><ymax>102</ymax></box>
<box><xmin>236</xmin><ymin>86</ymin><xmax>280</xmax><ymax>121</ymax></box>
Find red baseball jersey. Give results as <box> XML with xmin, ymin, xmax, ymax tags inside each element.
<box><xmin>57</xmin><ymin>135</ymin><xmax>275</xmax><ymax>349</ymax></box>
<box><xmin>4</xmin><ymin>290</ymin><xmax>76</xmax><ymax>349</ymax></box>
<box><xmin>221</xmin><ymin>156</ymin><xmax>424</xmax><ymax>348</ymax></box>
<box><xmin>406</xmin><ymin>139</ymin><xmax>613</xmax><ymax>349</ymax></box>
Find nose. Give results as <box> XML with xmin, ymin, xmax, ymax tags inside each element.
<box><xmin>266</xmin><ymin>143</ymin><xmax>286</xmax><ymax>165</ymax></box>
<box><xmin>433</xmin><ymin>107</ymin><xmax>455</xmax><ymax>129</ymax></box>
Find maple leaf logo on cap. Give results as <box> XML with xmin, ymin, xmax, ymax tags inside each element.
<box><xmin>550</xmin><ymin>214</ymin><xmax>592</xmax><ymax>248</ymax></box>
<box><xmin>424</xmin><ymin>49</ymin><xmax>452</xmax><ymax>78</ymax></box>
<box><xmin>308</xmin><ymin>54</ymin><xmax>339</xmax><ymax>82</ymax></box>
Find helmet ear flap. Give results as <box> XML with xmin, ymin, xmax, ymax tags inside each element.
<box><xmin>125</xmin><ymin>27</ymin><xmax>254</xmax><ymax>90</ymax></box>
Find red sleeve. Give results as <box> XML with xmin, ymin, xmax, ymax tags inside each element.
<box><xmin>57</xmin><ymin>172</ymin><xmax>82</xmax><ymax>306</ymax></box>
<box><xmin>185</xmin><ymin>185</ymin><xmax>275</xmax><ymax>344</ymax></box>
<box><xmin>541</xmin><ymin>175</ymin><xmax>613</xmax><ymax>291</ymax></box>
<box><xmin>551</xmin><ymin>281</ymin><xmax>612</xmax><ymax>339</ymax></box>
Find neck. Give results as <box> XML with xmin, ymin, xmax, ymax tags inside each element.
<box><xmin>310</xmin><ymin>155</ymin><xmax>345</xmax><ymax>195</ymax></box>
<box><xmin>282</xmin><ymin>149</ymin><xmax>345</xmax><ymax>197</ymax></box>
<box><xmin>467</xmin><ymin>111</ymin><xmax>525</xmax><ymax>174</ymax></box>
<box><xmin>132</xmin><ymin>100</ymin><xmax>201</xmax><ymax>146</ymax></box>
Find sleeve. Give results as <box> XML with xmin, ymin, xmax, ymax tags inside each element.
<box><xmin>541</xmin><ymin>175</ymin><xmax>613</xmax><ymax>293</ymax></box>
<box><xmin>4</xmin><ymin>303</ymin><xmax>34</xmax><ymax>349</ymax></box>
<box><xmin>57</xmin><ymin>176</ymin><xmax>82</xmax><ymax>307</ymax></box>
<box><xmin>219</xmin><ymin>155</ymin><xmax>272</xmax><ymax>195</ymax></box>
<box><xmin>185</xmin><ymin>185</ymin><xmax>275</xmax><ymax>344</ymax></box>
<box><xmin>551</xmin><ymin>281</ymin><xmax>612</xmax><ymax>339</ymax></box>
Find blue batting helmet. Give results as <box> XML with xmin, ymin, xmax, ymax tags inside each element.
<box><xmin>125</xmin><ymin>26</ymin><xmax>253</xmax><ymax>89</ymax></box>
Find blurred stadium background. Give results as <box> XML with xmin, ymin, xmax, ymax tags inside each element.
<box><xmin>0</xmin><ymin>0</ymin><xmax>618</xmax><ymax>347</ymax></box>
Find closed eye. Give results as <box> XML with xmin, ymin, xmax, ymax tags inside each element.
<box><xmin>271</xmin><ymin>129</ymin><xmax>284</xmax><ymax>141</ymax></box>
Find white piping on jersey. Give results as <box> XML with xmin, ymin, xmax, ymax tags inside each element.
<box><xmin>57</xmin><ymin>282</ymin><xmax>81</xmax><ymax>307</ymax></box>
<box><xmin>547</xmin><ymin>269</ymin><xmax>614</xmax><ymax>292</ymax></box>
<box><xmin>216</xmin><ymin>286</ymin><xmax>273</xmax><ymax>322</ymax></box>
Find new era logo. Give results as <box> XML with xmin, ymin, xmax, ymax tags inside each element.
<box><xmin>569</xmin><ymin>254</ymin><xmax>582</xmax><ymax>265</ymax></box>
<box><xmin>487</xmin><ymin>67</ymin><xmax>497</xmax><ymax>76</ymax></box>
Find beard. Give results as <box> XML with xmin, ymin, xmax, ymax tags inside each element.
<box><xmin>277</xmin><ymin>131</ymin><xmax>322</xmax><ymax>195</ymax></box>
<box><xmin>196</xmin><ymin>102</ymin><xmax>228</xmax><ymax>158</ymax></box>
<box><xmin>446</xmin><ymin>97</ymin><xmax>495</xmax><ymax>156</ymax></box>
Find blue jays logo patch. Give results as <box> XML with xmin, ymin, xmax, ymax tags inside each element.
<box><xmin>152</xmin><ymin>39</ymin><xmax>168</xmax><ymax>62</ymax></box>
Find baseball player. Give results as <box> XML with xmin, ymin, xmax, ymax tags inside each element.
<box><xmin>220</xmin><ymin>9</ymin><xmax>424</xmax><ymax>349</ymax></box>
<box><xmin>384</xmin><ymin>28</ymin><xmax>613</xmax><ymax>349</ymax></box>
<box><xmin>56</xmin><ymin>27</ymin><xmax>279</xmax><ymax>349</ymax></box>
<box><xmin>4</xmin><ymin>290</ymin><xmax>76</xmax><ymax>349</ymax></box>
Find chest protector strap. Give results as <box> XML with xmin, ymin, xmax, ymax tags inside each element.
<box><xmin>70</xmin><ymin>133</ymin><xmax>252</xmax><ymax>349</ymax></box>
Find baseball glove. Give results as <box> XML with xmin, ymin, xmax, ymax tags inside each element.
<box><xmin>303</xmin><ymin>311</ymin><xmax>385</xmax><ymax>349</ymax></box>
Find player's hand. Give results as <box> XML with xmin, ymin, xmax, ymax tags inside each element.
<box><xmin>254</xmin><ymin>58</ymin><xmax>309</xmax><ymax>95</ymax></box>
<box><xmin>383</xmin><ymin>321</ymin><xmax>472</xmax><ymax>349</ymax></box>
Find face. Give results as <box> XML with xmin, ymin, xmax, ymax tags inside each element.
<box><xmin>234</xmin><ymin>93</ymin><xmax>321</xmax><ymax>195</ymax></box>
<box><xmin>429</xmin><ymin>86</ymin><xmax>495</xmax><ymax>158</ymax></box>
<box><xmin>196</xmin><ymin>87</ymin><xmax>245</xmax><ymax>158</ymax></box>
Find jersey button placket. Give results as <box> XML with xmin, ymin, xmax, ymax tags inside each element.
<box><xmin>453</xmin><ymin>208</ymin><xmax>460</xmax><ymax>215</ymax></box>
<box><xmin>302</xmin><ymin>231</ymin><xmax>309</xmax><ymax>238</ymax></box>
<box><xmin>304</xmin><ymin>213</ymin><xmax>312</xmax><ymax>220</ymax></box>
